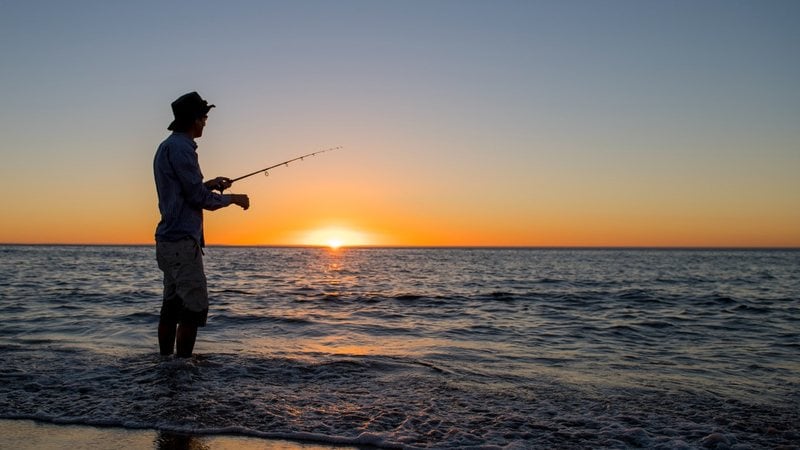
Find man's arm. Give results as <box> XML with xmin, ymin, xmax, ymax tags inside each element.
<box><xmin>204</xmin><ymin>177</ymin><xmax>249</xmax><ymax>210</ymax></box>
<box><xmin>170</xmin><ymin>147</ymin><xmax>231</xmax><ymax>211</ymax></box>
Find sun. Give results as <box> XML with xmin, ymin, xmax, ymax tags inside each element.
<box><xmin>298</xmin><ymin>226</ymin><xmax>374</xmax><ymax>248</ymax></box>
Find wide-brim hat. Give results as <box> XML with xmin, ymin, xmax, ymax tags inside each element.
<box><xmin>167</xmin><ymin>91</ymin><xmax>215</xmax><ymax>130</ymax></box>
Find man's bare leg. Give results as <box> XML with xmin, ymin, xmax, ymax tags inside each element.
<box><xmin>158</xmin><ymin>321</ymin><xmax>177</xmax><ymax>356</ymax></box>
<box><xmin>176</xmin><ymin>323</ymin><xmax>198</xmax><ymax>358</ymax></box>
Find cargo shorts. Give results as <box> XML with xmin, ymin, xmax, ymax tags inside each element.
<box><xmin>156</xmin><ymin>238</ymin><xmax>209</xmax><ymax>327</ymax></box>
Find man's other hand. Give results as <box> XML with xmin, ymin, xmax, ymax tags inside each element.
<box><xmin>229</xmin><ymin>194</ymin><xmax>250</xmax><ymax>210</ymax></box>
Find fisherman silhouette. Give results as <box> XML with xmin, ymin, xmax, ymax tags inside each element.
<box><xmin>153</xmin><ymin>92</ymin><xmax>249</xmax><ymax>358</ymax></box>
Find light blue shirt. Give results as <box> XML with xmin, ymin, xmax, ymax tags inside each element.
<box><xmin>153</xmin><ymin>133</ymin><xmax>231</xmax><ymax>246</ymax></box>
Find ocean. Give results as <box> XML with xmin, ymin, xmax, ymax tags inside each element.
<box><xmin>0</xmin><ymin>245</ymin><xmax>798</xmax><ymax>449</ymax></box>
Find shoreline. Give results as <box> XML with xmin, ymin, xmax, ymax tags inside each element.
<box><xmin>0</xmin><ymin>419</ymin><xmax>366</xmax><ymax>450</ymax></box>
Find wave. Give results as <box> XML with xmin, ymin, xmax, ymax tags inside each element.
<box><xmin>210</xmin><ymin>312</ymin><xmax>314</xmax><ymax>326</ymax></box>
<box><xmin>2</xmin><ymin>348</ymin><xmax>797</xmax><ymax>449</ymax></box>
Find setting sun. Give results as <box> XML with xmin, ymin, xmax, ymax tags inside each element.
<box><xmin>294</xmin><ymin>226</ymin><xmax>375</xmax><ymax>248</ymax></box>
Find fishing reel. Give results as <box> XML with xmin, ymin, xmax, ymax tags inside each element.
<box><xmin>206</xmin><ymin>177</ymin><xmax>233</xmax><ymax>194</ymax></box>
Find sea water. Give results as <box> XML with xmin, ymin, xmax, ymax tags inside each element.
<box><xmin>0</xmin><ymin>246</ymin><xmax>798</xmax><ymax>449</ymax></box>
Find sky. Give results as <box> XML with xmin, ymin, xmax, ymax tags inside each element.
<box><xmin>1</xmin><ymin>0</ymin><xmax>798</xmax><ymax>247</ymax></box>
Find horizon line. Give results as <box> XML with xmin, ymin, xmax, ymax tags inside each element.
<box><xmin>1</xmin><ymin>243</ymin><xmax>798</xmax><ymax>251</ymax></box>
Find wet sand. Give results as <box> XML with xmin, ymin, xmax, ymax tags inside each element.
<box><xmin>0</xmin><ymin>420</ymin><xmax>362</xmax><ymax>450</ymax></box>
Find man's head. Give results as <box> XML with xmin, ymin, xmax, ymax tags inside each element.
<box><xmin>167</xmin><ymin>92</ymin><xmax>215</xmax><ymax>137</ymax></box>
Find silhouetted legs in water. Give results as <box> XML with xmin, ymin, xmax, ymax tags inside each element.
<box><xmin>159</xmin><ymin>321</ymin><xmax>198</xmax><ymax>358</ymax></box>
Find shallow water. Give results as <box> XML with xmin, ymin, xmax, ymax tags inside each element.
<box><xmin>1</xmin><ymin>246</ymin><xmax>798</xmax><ymax>448</ymax></box>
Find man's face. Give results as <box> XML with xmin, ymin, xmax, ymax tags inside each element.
<box><xmin>192</xmin><ymin>116</ymin><xmax>207</xmax><ymax>138</ymax></box>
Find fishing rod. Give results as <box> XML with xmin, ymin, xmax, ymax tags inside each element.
<box><xmin>213</xmin><ymin>146</ymin><xmax>341</xmax><ymax>193</ymax></box>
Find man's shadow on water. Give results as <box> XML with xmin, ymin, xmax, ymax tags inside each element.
<box><xmin>156</xmin><ymin>431</ymin><xmax>210</xmax><ymax>450</ymax></box>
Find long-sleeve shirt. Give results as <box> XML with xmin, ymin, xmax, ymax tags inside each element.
<box><xmin>153</xmin><ymin>132</ymin><xmax>230</xmax><ymax>246</ymax></box>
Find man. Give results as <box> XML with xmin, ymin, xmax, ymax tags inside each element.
<box><xmin>153</xmin><ymin>91</ymin><xmax>249</xmax><ymax>358</ymax></box>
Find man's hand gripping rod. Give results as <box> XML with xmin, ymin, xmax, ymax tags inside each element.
<box><xmin>207</xmin><ymin>146</ymin><xmax>342</xmax><ymax>193</ymax></box>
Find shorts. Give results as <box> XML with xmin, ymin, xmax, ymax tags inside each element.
<box><xmin>156</xmin><ymin>238</ymin><xmax>209</xmax><ymax>327</ymax></box>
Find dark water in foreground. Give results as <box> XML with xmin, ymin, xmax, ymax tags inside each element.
<box><xmin>0</xmin><ymin>246</ymin><xmax>798</xmax><ymax>449</ymax></box>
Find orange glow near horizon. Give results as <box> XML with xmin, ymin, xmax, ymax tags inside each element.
<box><xmin>1</xmin><ymin>204</ymin><xmax>799</xmax><ymax>248</ymax></box>
<box><xmin>294</xmin><ymin>226</ymin><xmax>374</xmax><ymax>248</ymax></box>
<box><xmin>0</xmin><ymin>143</ymin><xmax>798</xmax><ymax>248</ymax></box>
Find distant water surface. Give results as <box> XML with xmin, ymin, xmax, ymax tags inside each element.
<box><xmin>0</xmin><ymin>246</ymin><xmax>798</xmax><ymax>448</ymax></box>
